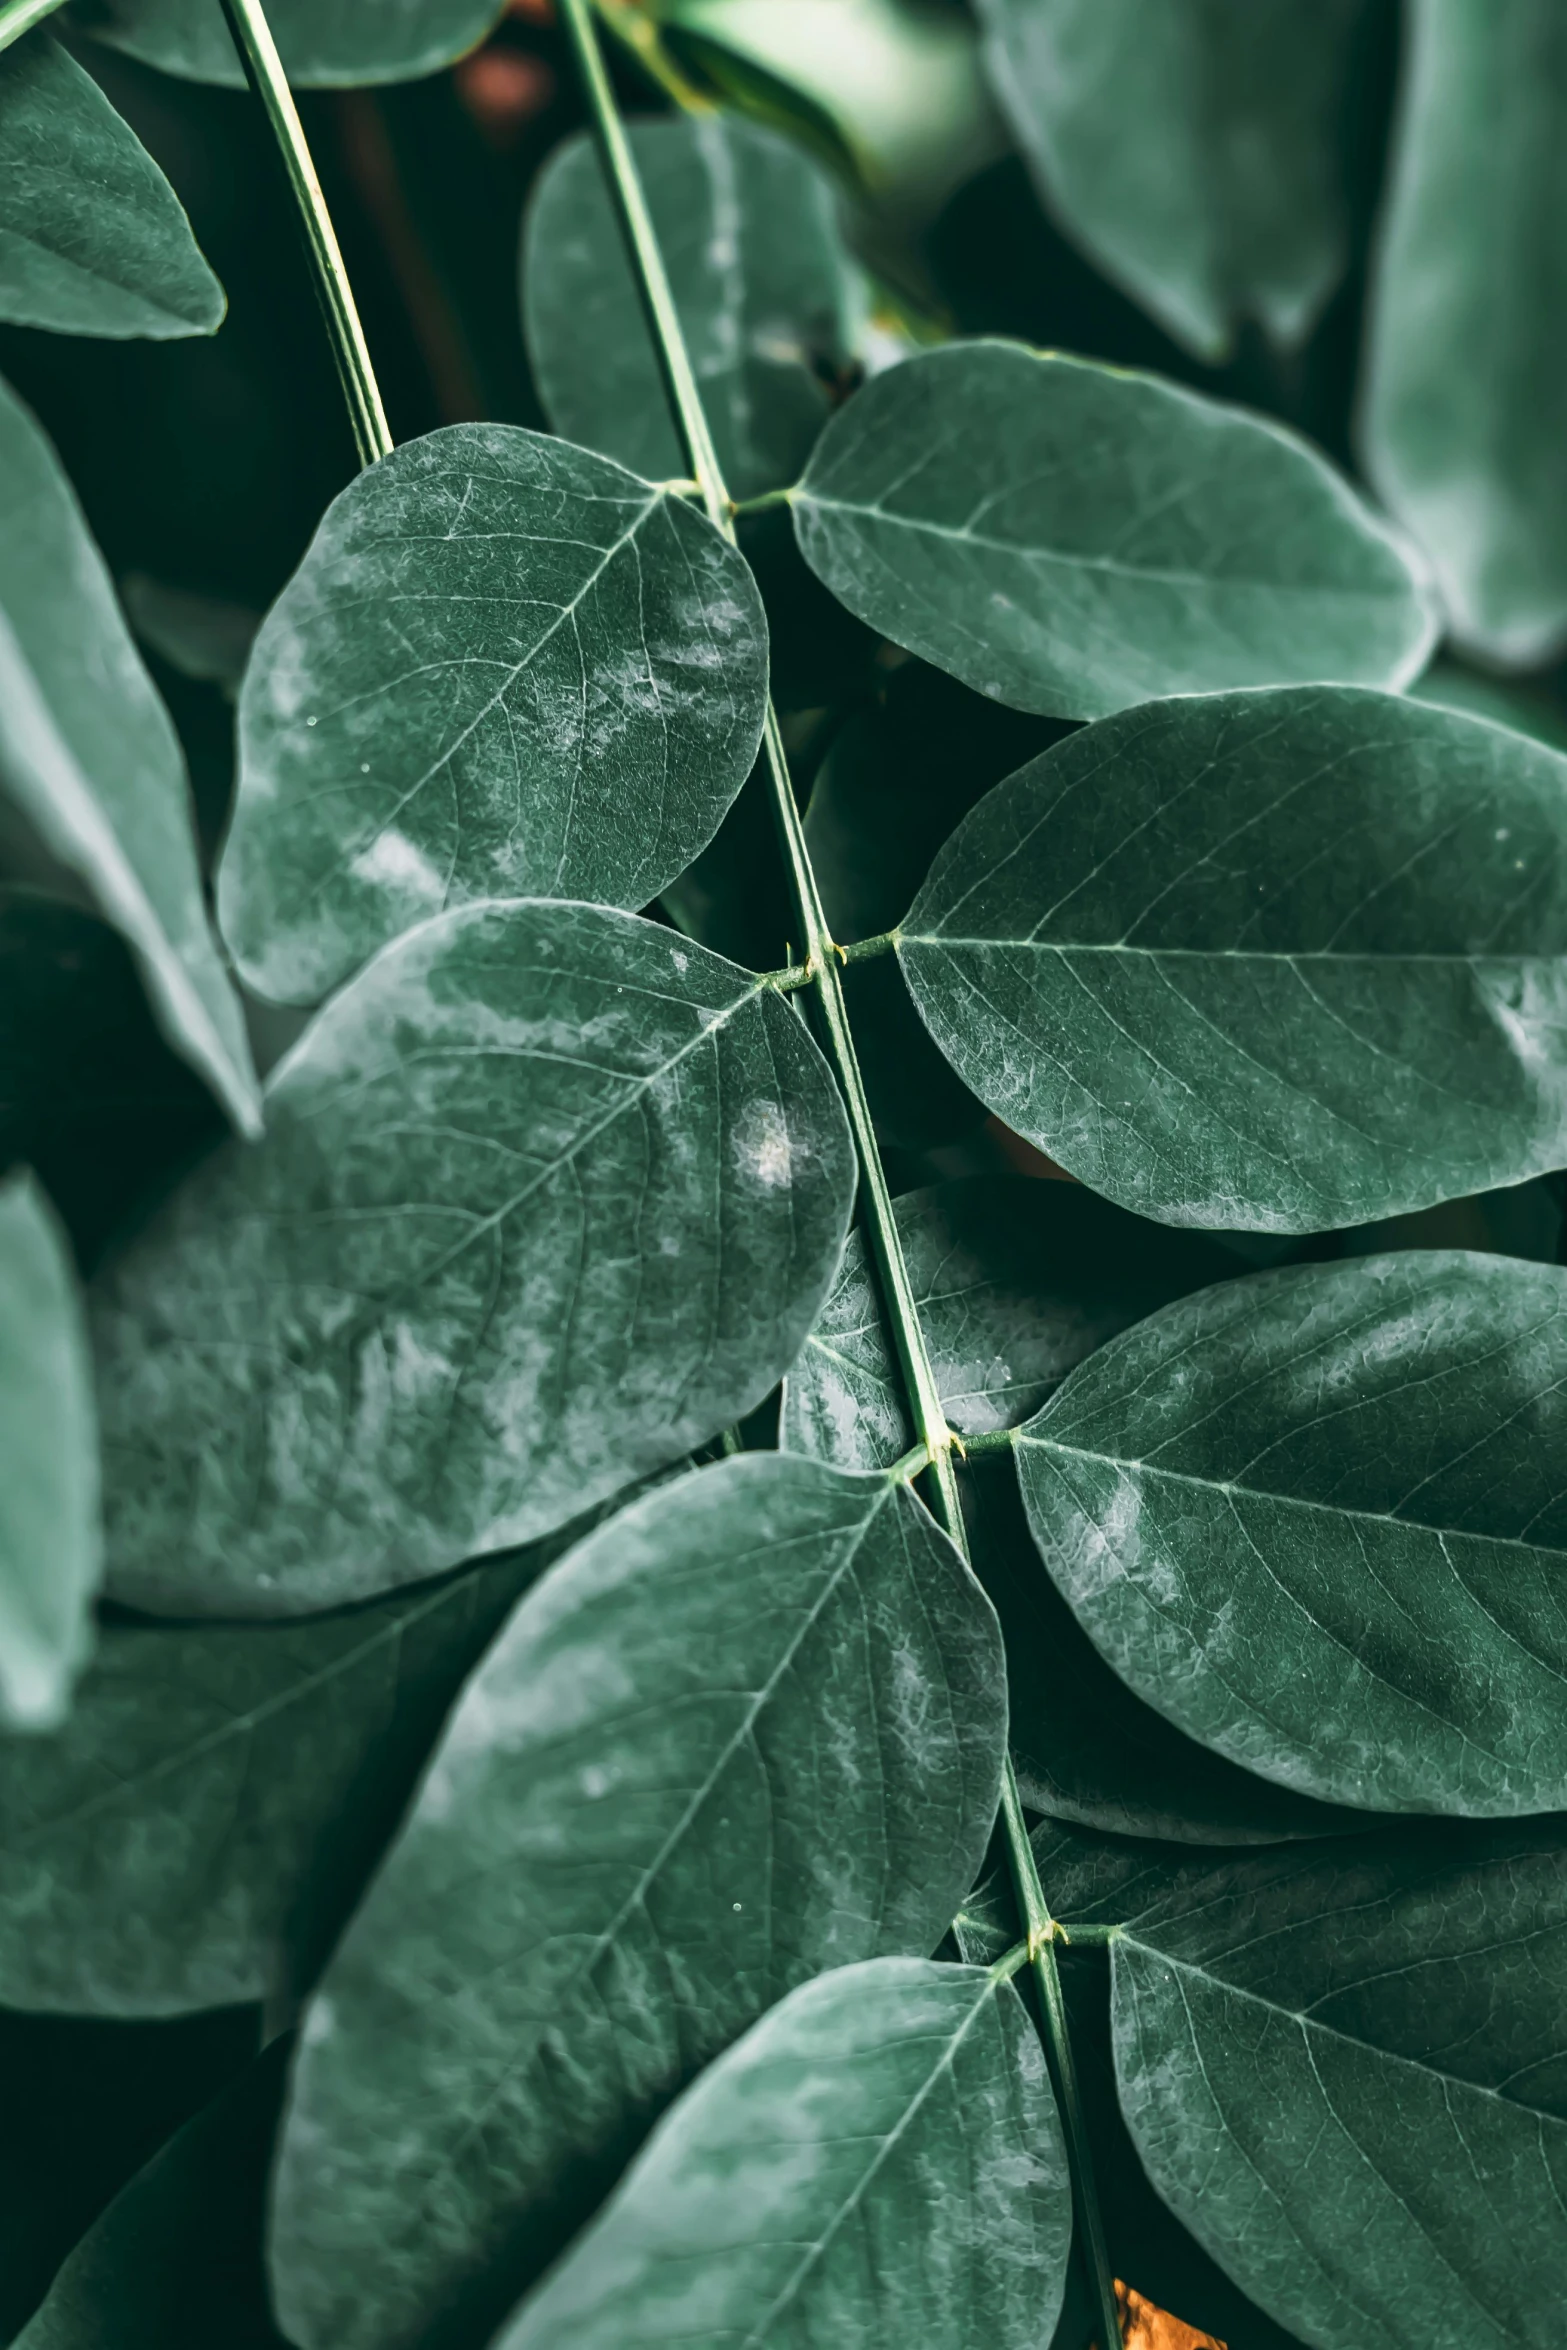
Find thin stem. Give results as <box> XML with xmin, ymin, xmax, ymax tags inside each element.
<box><xmin>0</xmin><ymin>0</ymin><xmax>66</xmax><ymax>53</ymax></box>
<box><xmin>732</xmin><ymin>486</ymin><xmax>795</xmax><ymax>518</ymax></box>
<box><xmin>558</xmin><ymin>10</ymin><xmax>1121</xmax><ymax>2340</ymax></box>
<box><xmin>217</xmin><ymin>0</ymin><xmax>391</xmax><ymax>468</ymax></box>
<box><xmin>838</xmin><ymin>928</ymin><xmax>900</xmax><ymax>965</ymax></box>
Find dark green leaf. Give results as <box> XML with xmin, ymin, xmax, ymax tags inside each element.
<box><xmin>901</xmin><ymin>686</ymin><xmax>1567</xmax><ymax>1230</ymax></box>
<box><xmin>967</xmin><ymin>1455</ymin><xmax>1364</xmax><ymax>1846</ymax></box>
<box><xmin>974</xmin><ymin>0</ymin><xmax>1368</xmax><ymax>361</ymax></box>
<box><xmin>70</xmin><ymin>0</ymin><xmax>504</xmax><ymax>88</ymax></box>
<box><xmin>523</xmin><ymin>116</ymin><xmax>868</xmax><ymax>502</ymax></box>
<box><xmin>0</xmin><ymin>33</ymin><xmax>222</xmax><ymax>339</ymax></box>
<box><xmin>1363</xmin><ymin>0</ymin><xmax>1567</xmax><ymax>664</ymax></box>
<box><xmin>1111</xmin><ymin>1821</ymin><xmax>1567</xmax><ymax>2347</ymax></box>
<box><xmin>93</xmin><ymin>899</ymin><xmax>855</xmax><ymax>1616</ymax></box>
<box><xmin>0</xmin><ymin>375</ymin><xmax>258</xmax><ymax>1136</ymax></box>
<box><xmin>0</xmin><ymin>1544</ymin><xmax>552</xmax><ymax>2016</ymax></box>
<box><xmin>218</xmin><ymin>424</ymin><xmax>768</xmax><ymax>1007</ymax></box>
<box><xmin>792</xmin><ymin>342</ymin><xmax>1433</xmax><ymax>720</ymax></box>
<box><xmin>1018</xmin><ymin>1251</ymin><xmax>1567</xmax><ymax>1815</ymax></box>
<box><xmin>495</xmin><ymin>1957</ymin><xmax>1070</xmax><ymax>2350</ymax></box>
<box><xmin>121</xmin><ymin>573</ymin><xmax>258</xmax><ymax>693</ymax></box>
<box><xmin>15</xmin><ymin>2041</ymin><xmax>289</xmax><ymax>2350</ymax></box>
<box><xmin>0</xmin><ymin>1169</ymin><xmax>99</xmax><ymax>1729</ymax></box>
<box><xmin>268</xmin><ymin>1452</ymin><xmax>1006</xmax><ymax>2350</ymax></box>
<box><xmin>781</xmin><ymin>1174</ymin><xmax>1230</xmax><ymax>1468</ymax></box>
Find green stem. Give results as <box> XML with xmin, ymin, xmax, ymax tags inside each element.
<box><xmin>0</xmin><ymin>0</ymin><xmax>65</xmax><ymax>53</ymax></box>
<box><xmin>217</xmin><ymin>0</ymin><xmax>391</xmax><ymax>469</ymax></box>
<box><xmin>838</xmin><ymin>928</ymin><xmax>900</xmax><ymax>965</ymax></box>
<box><xmin>732</xmin><ymin>486</ymin><xmax>795</xmax><ymax>518</ymax></box>
<box><xmin>558</xmin><ymin>5</ymin><xmax>1122</xmax><ymax>2338</ymax></box>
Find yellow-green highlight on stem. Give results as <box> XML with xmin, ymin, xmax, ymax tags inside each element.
<box><xmin>0</xmin><ymin>0</ymin><xmax>65</xmax><ymax>54</ymax></box>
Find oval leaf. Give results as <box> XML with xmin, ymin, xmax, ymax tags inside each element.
<box><xmin>71</xmin><ymin>0</ymin><xmax>503</xmax><ymax>87</ymax></box>
<box><xmin>0</xmin><ymin>376</ymin><xmax>257</xmax><ymax>1134</ymax></box>
<box><xmin>1363</xmin><ymin>0</ymin><xmax>1567</xmax><ymax>665</ymax></box>
<box><xmin>1018</xmin><ymin>1251</ymin><xmax>1567</xmax><ymax>1816</ymax></box>
<box><xmin>218</xmin><ymin>424</ymin><xmax>769</xmax><ymax>1007</ymax></box>
<box><xmin>524</xmin><ymin>115</ymin><xmax>868</xmax><ymax>501</ymax></box>
<box><xmin>92</xmin><ymin>899</ymin><xmax>855</xmax><ymax>1617</ymax></box>
<box><xmin>1112</xmin><ymin>1821</ymin><xmax>1567</xmax><ymax>2348</ymax></box>
<box><xmin>901</xmin><ymin>684</ymin><xmax>1567</xmax><ymax>1231</ymax></box>
<box><xmin>0</xmin><ymin>1170</ymin><xmax>99</xmax><ymax>1729</ymax></box>
<box><xmin>267</xmin><ymin>1453</ymin><xmax>1006</xmax><ymax>2350</ymax></box>
<box><xmin>974</xmin><ymin>0</ymin><xmax>1366</xmax><ymax>360</ymax></box>
<box><xmin>792</xmin><ymin>341</ymin><xmax>1434</xmax><ymax>719</ymax></box>
<box><xmin>496</xmin><ymin>1957</ymin><xmax>1069</xmax><ymax>2350</ymax></box>
<box><xmin>0</xmin><ymin>33</ymin><xmax>223</xmax><ymax>339</ymax></box>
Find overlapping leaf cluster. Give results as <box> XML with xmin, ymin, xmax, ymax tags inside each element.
<box><xmin>4</xmin><ymin>5</ymin><xmax>1567</xmax><ymax>2348</ymax></box>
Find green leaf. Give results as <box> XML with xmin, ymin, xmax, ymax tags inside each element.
<box><xmin>781</xmin><ymin>1174</ymin><xmax>1231</xmax><ymax>1468</ymax></box>
<box><xmin>967</xmin><ymin>1454</ymin><xmax>1364</xmax><ymax>1847</ymax></box>
<box><xmin>1110</xmin><ymin>1820</ymin><xmax>1567</xmax><ymax>2347</ymax></box>
<box><xmin>0</xmin><ymin>1169</ymin><xmax>99</xmax><ymax>1730</ymax></box>
<box><xmin>93</xmin><ymin>899</ymin><xmax>855</xmax><ymax>1617</ymax></box>
<box><xmin>495</xmin><ymin>1957</ymin><xmax>1070</xmax><ymax>2350</ymax></box>
<box><xmin>900</xmin><ymin>684</ymin><xmax>1567</xmax><ymax>1231</ymax></box>
<box><xmin>69</xmin><ymin>0</ymin><xmax>504</xmax><ymax>88</ymax></box>
<box><xmin>0</xmin><ymin>1543</ymin><xmax>554</xmax><ymax>2016</ymax></box>
<box><xmin>0</xmin><ymin>375</ymin><xmax>259</xmax><ymax>1136</ymax></box>
<box><xmin>217</xmin><ymin>424</ymin><xmax>769</xmax><ymax>1007</ymax></box>
<box><xmin>1413</xmin><ymin>657</ymin><xmax>1567</xmax><ymax>754</ymax></box>
<box><xmin>268</xmin><ymin>1452</ymin><xmax>1006</xmax><ymax>2350</ymax></box>
<box><xmin>973</xmin><ymin>0</ymin><xmax>1367</xmax><ymax>361</ymax></box>
<box><xmin>0</xmin><ymin>33</ymin><xmax>223</xmax><ymax>339</ymax></box>
<box><xmin>0</xmin><ymin>889</ymin><xmax>221</xmax><ymax>1270</ymax></box>
<box><xmin>1017</xmin><ymin>1250</ymin><xmax>1567</xmax><ymax>1816</ymax></box>
<box><xmin>1363</xmin><ymin>0</ymin><xmax>1567</xmax><ymax>665</ymax></box>
<box><xmin>792</xmin><ymin>342</ymin><xmax>1434</xmax><ymax>720</ymax></box>
<box><xmin>523</xmin><ymin>116</ymin><xmax>868</xmax><ymax>503</ymax></box>
<box><xmin>15</xmin><ymin>2042</ymin><xmax>289</xmax><ymax>2350</ymax></box>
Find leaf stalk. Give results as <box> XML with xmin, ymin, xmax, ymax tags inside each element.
<box><xmin>557</xmin><ymin>4</ymin><xmax>1122</xmax><ymax>2336</ymax></box>
<box><xmin>0</xmin><ymin>0</ymin><xmax>66</xmax><ymax>53</ymax></box>
<box><xmin>217</xmin><ymin>0</ymin><xmax>392</xmax><ymax>468</ymax></box>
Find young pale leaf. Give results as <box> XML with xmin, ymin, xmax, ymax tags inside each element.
<box><xmin>974</xmin><ymin>0</ymin><xmax>1366</xmax><ymax>361</ymax></box>
<box><xmin>495</xmin><ymin>1957</ymin><xmax>1070</xmax><ymax>2350</ymax></box>
<box><xmin>1363</xmin><ymin>0</ymin><xmax>1567</xmax><ymax>665</ymax></box>
<box><xmin>782</xmin><ymin>1175</ymin><xmax>1230</xmax><ymax>1467</ymax></box>
<box><xmin>0</xmin><ymin>33</ymin><xmax>223</xmax><ymax>339</ymax></box>
<box><xmin>792</xmin><ymin>342</ymin><xmax>1433</xmax><ymax>720</ymax></box>
<box><xmin>268</xmin><ymin>1454</ymin><xmax>1006</xmax><ymax>2350</ymax></box>
<box><xmin>523</xmin><ymin>116</ymin><xmax>868</xmax><ymax>502</ymax></box>
<box><xmin>0</xmin><ymin>1170</ymin><xmax>99</xmax><ymax>1729</ymax></box>
<box><xmin>219</xmin><ymin>424</ymin><xmax>768</xmax><ymax>1006</ymax></box>
<box><xmin>0</xmin><ymin>1545</ymin><xmax>549</xmax><ymax>2016</ymax></box>
<box><xmin>0</xmin><ymin>377</ymin><xmax>258</xmax><ymax>1136</ymax></box>
<box><xmin>1112</xmin><ymin>1822</ymin><xmax>1567</xmax><ymax>2347</ymax></box>
<box><xmin>69</xmin><ymin>0</ymin><xmax>503</xmax><ymax>88</ymax></box>
<box><xmin>901</xmin><ymin>685</ymin><xmax>1567</xmax><ymax>1231</ymax></box>
<box><xmin>1018</xmin><ymin>1251</ymin><xmax>1567</xmax><ymax>1816</ymax></box>
<box><xmin>93</xmin><ymin>899</ymin><xmax>855</xmax><ymax>1617</ymax></box>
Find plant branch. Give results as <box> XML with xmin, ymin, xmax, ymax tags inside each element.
<box><xmin>557</xmin><ymin>5</ymin><xmax>1122</xmax><ymax>2336</ymax></box>
<box><xmin>0</xmin><ymin>0</ymin><xmax>66</xmax><ymax>53</ymax></box>
<box><xmin>217</xmin><ymin>0</ymin><xmax>392</xmax><ymax>468</ymax></box>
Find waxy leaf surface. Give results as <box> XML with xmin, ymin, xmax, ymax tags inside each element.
<box><xmin>793</xmin><ymin>342</ymin><xmax>1433</xmax><ymax>720</ymax></box>
<box><xmin>1112</xmin><ymin>1822</ymin><xmax>1567</xmax><ymax>2347</ymax></box>
<box><xmin>71</xmin><ymin>0</ymin><xmax>502</xmax><ymax>88</ymax></box>
<box><xmin>496</xmin><ymin>1958</ymin><xmax>1069</xmax><ymax>2350</ymax></box>
<box><xmin>220</xmin><ymin>424</ymin><xmax>768</xmax><ymax>1006</ymax></box>
<box><xmin>93</xmin><ymin>899</ymin><xmax>855</xmax><ymax>1616</ymax></box>
<box><xmin>782</xmin><ymin>1174</ymin><xmax>1230</xmax><ymax>1468</ymax></box>
<box><xmin>902</xmin><ymin>686</ymin><xmax>1567</xmax><ymax>1230</ymax></box>
<box><xmin>975</xmin><ymin>0</ymin><xmax>1366</xmax><ymax>360</ymax></box>
<box><xmin>1018</xmin><ymin>1251</ymin><xmax>1567</xmax><ymax>1815</ymax></box>
<box><xmin>269</xmin><ymin>1454</ymin><xmax>1006</xmax><ymax>2350</ymax></box>
<box><xmin>0</xmin><ymin>33</ymin><xmax>222</xmax><ymax>338</ymax></box>
<box><xmin>524</xmin><ymin>116</ymin><xmax>867</xmax><ymax>501</ymax></box>
<box><xmin>1363</xmin><ymin>0</ymin><xmax>1567</xmax><ymax>665</ymax></box>
<box><xmin>0</xmin><ymin>1546</ymin><xmax>546</xmax><ymax>2016</ymax></box>
<box><xmin>0</xmin><ymin>378</ymin><xmax>257</xmax><ymax>1133</ymax></box>
<box><xmin>0</xmin><ymin>1171</ymin><xmax>99</xmax><ymax>1729</ymax></box>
